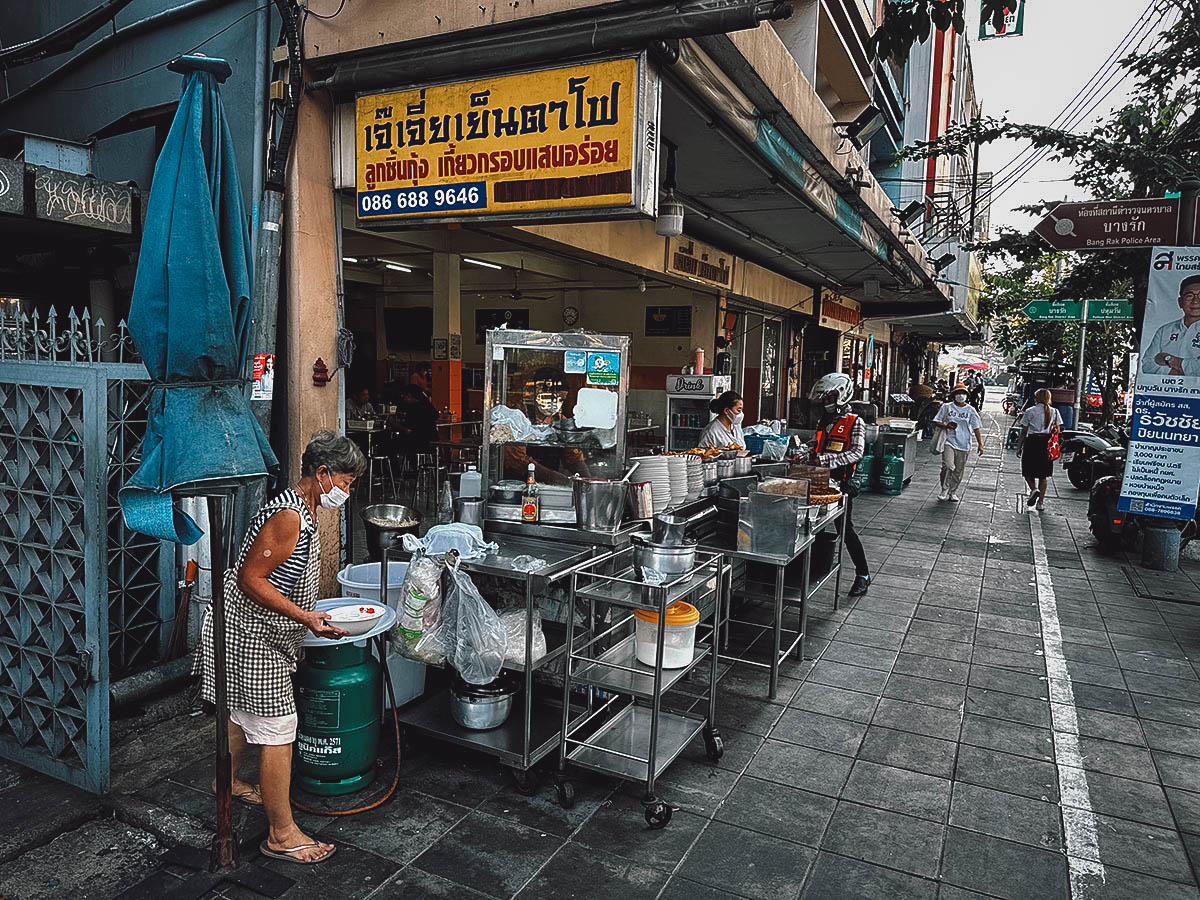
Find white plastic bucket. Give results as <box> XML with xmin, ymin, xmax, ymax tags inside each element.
<box><xmin>337</xmin><ymin>561</ymin><xmax>409</xmax><ymax>609</ymax></box>
<box><xmin>633</xmin><ymin>601</ymin><xmax>699</xmax><ymax>669</ymax></box>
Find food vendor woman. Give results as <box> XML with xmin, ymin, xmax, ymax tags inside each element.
<box><xmin>698</xmin><ymin>390</ymin><xmax>746</xmax><ymax>450</ymax></box>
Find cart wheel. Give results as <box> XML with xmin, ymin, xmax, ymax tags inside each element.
<box><xmin>704</xmin><ymin>728</ymin><xmax>725</xmax><ymax>762</ymax></box>
<box><xmin>556</xmin><ymin>780</ymin><xmax>576</xmax><ymax>810</ymax></box>
<box><xmin>508</xmin><ymin>766</ymin><xmax>541</xmax><ymax>796</ymax></box>
<box><xmin>644</xmin><ymin>800</ymin><xmax>672</xmax><ymax>829</ymax></box>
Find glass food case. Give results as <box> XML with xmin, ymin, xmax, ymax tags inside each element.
<box><xmin>482</xmin><ymin>329</ymin><xmax>630</xmax><ymax>524</ymax></box>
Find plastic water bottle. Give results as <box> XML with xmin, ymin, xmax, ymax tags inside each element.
<box><xmin>438</xmin><ymin>480</ymin><xmax>454</xmax><ymax>524</ymax></box>
<box><xmin>460</xmin><ymin>464</ymin><xmax>482</xmax><ymax>499</ymax></box>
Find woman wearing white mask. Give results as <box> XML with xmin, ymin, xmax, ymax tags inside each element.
<box><xmin>195</xmin><ymin>430</ymin><xmax>364</xmax><ymax>865</ymax></box>
<box><xmin>933</xmin><ymin>383</ymin><xmax>985</xmax><ymax>502</ymax></box>
<box><xmin>698</xmin><ymin>390</ymin><xmax>747</xmax><ymax>449</ymax></box>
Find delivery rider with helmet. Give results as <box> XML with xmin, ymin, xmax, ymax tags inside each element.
<box><xmin>806</xmin><ymin>372</ymin><xmax>871</xmax><ymax>598</ymax></box>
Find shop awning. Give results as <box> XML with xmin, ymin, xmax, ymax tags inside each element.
<box><xmin>882</xmin><ymin>309</ymin><xmax>980</xmax><ymax>342</ymax></box>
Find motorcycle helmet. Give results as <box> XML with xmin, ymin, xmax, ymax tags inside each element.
<box><xmin>808</xmin><ymin>372</ymin><xmax>854</xmax><ymax>409</ymax></box>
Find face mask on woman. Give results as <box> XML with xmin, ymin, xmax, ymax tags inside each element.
<box><xmin>730</xmin><ymin>411</ymin><xmax>744</xmax><ymax>427</ymax></box>
<box><xmin>318</xmin><ymin>470</ymin><xmax>351</xmax><ymax>509</ymax></box>
<box><xmin>953</xmin><ymin>393</ymin><xmax>967</xmax><ymax>405</ymax></box>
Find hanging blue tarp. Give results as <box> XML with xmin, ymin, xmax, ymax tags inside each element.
<box><xmin>119</xmin><ymin>55</ymin><xmax>277</xmax><ymax>545</ymax></box>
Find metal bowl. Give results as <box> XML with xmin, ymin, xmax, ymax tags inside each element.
<box><xmin>361</xmin><ymin>504</ymin><xmax>422</xmax><ymax>562</ymax></box>
<box><xmin>632</xmin><ymin>534</ymin><xmax>697</xmax><ymax>576</ymax></box>
<box><xmin>449</xmin><ymin>673</ymin><xmax>518</xmax><ymax>730</ymax></box>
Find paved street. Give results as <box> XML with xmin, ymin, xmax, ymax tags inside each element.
<box><xmin>3</xmin><ymin>405</ymin><xmax>1200</xmax><ymax>899</ymax></box>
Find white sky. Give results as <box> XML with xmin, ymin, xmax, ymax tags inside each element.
<box><xmin>963</xmin><ymin>0</ymin><xmax>1158</xmax><ymax>233</ymax></box>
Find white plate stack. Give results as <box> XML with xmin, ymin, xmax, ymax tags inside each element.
<box><xmin>666</xmin><ymin>456</ymin><xmax>689</xmax><ymax>508</ymax></box>
<box><xmin>630</xmin><ymin>456</ymin><xmax>672</xmax><ymax>514</ymax></box>
<box><xmin>685</xmin><ymin>455</ymin><xmax>704</xmax><ymax>501</ymax></box>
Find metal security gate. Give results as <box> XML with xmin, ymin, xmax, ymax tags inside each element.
<box><xmin>0</xmin><ymin>309</ymin><xmax>174</xmax><ymax>792</ymax></box>
<box><xmin>0</xmin><ymin>363</ymin><xmax>109</xmax><ymax>790</ymax></box>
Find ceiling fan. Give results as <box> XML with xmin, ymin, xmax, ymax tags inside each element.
<box><xmin>482</xmin><ymin>260</ymin><xmax>555</xmax><ymax>302</ymax></box>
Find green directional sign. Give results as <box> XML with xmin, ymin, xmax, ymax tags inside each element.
<box><xmin>1086</xmin><ymin>298</ymin><xmax>1134</xmax><ymax>321</ymax></box>
<box><xmin>1022</xmin><ymin>298</ymin><xmax>1133</xmax><ymax>321</ymax></box>
<box><xmin>1022</xmin><ymin>299</ymin><xmax>1083</xmax><ymax>321</ymax></box>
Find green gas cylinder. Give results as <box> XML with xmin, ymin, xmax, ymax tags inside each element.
<box><xmin>876</xmin><ymin>455</ymin><xmax>905</xmax><ymax>495</ymax></box>
<box><xmin>295</xmin><ymin>642</ymin><xmax>381</xmax><ymax>796</ymax></box>
<box><xmin>851</xmin><ymin>453</ymin><xmax>875</xmax><ymax>493</ymax></box>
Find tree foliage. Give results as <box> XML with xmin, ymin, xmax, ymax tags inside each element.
<box><xmin>904</xmin><ymin>1</ymin><xmax>1200</xmax><ymax>343</ymax></box>
<box><xmin>872</xmin><ymin>0</ymin><xmax>1014</xmax><ymax>64</ymax></box>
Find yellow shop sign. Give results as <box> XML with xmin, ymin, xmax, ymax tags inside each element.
<box><xmin>355</xmin><ymin>56</ymin><xmax>659</xmax><ymax>224</ymax></box>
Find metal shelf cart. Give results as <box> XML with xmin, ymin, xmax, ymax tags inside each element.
<box><xmin>699</xmin><ymin>501</ymin><xmax>846</xmax><ymax>699</ymax></box>
<box><xmin>556</xmin><ymin>548</ymin><xmax>728</xmax><ymax>828</ymax></box>
<box><xmin>383</xmin><ymin>535</ymin><xmax>594</xmax><ymax>794</ymax></box>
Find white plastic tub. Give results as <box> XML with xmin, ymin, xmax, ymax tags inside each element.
<box><xmin>337</xmin><ymin>561</ymin><xmax>409</xmax><ymax>609</ymax></box>
<box><xmin>633</xmin><ymin>601</ymin><xmax>700</xmax><ymax>669</ymax></box>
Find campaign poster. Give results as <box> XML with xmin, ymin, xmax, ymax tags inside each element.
<box><xmin>1118</xmin><ymin>248</ymin><xmax>1200</xmax><ymax>520</ymax></box>
<box><xmin>252</xmin><ymin>353</ymin><xmax>275</xmax><ymax>401</ymax></box>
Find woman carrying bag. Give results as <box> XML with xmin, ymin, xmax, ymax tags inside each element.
<box><xmin>1017</xmin><ymin>389</ymin><xmax>1062</xmax><ymax>512</ymax></box>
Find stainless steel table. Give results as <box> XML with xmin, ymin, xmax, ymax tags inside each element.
<box><xmin>382</xmin><ymin>534</ymin><xmax>596</xmax><ymax>791</ymax></box>
<box><xmin>699</xmin><ymin>502</ymin><xmax>846</xmax><ymax>699</ymax></box>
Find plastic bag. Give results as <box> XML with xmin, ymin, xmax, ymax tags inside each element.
<box><xmin>500</xmin><ymin>609</ymin><xmax>547</xmax><ymax>665</ymax></box>
<box><xmin>404</xmin><ymin>524</ymin><xmax>497</xmax><ymax>561</ymax></box>
<box><xmin>393</xmin><ymin>551</ymin><xmax>446</xmax><ymax>665</ymax></box>
<box><xmin>424</xmin><ymin>563</ymin><xmax>508</xmax><ymax>684</ymax></box>
<box><xmin>760</xmin><ymin>438</ymin><xmax>789</xmax><ymax>460</ymax></box>
<box><xmin>490</xmin><ymin>404</ymin><xmax>534</xmax><ymax>441</ymax></box>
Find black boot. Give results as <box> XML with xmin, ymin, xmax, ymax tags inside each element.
<box><xmin>849</xmin><ymin>574</ymin><xmax>870</xmax><ymax>597</ymax></box>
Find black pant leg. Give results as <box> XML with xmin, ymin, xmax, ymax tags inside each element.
<box><xmin>842</xmin><ymin>496</ymin><xmax>869</xmax><ymax>577</ymax></box>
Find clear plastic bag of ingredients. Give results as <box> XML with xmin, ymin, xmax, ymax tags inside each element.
<box><xmin>418</xmin><ymin>559</ymin><xmax>508</xmax><ymax>684</ymax></box>
<box><xmin>393</xmin><ymin>549</ymin><xmax>446</xmax><ymax>665</ymax></box>
<box><xmin>500</xmin><ymin>609</ymin><xmax>547</xmax><ymax>665</ymax></box>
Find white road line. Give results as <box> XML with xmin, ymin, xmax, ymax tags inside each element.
<box><xmin>1030</xmin><ymin>513</ymin><xmax>1106</xmax><ymax>896</ymax></box>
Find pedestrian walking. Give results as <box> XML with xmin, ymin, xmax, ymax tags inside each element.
<box><xmin>933</xmin><ymin>384</ymin><xmax>985</xmax><ymax>501</ymax></box>
<box><xmin>1017</xmin><ymin>388</ymin><xmax>1062</xmax><ymax>511</ymax></box>
<box><xmin>807</xmin><ymin>372</ymin><xmax>871</xmax><ymax>597</ymax></box>
<box><xmin>194</xmin><ymin>430</ymin><xmax>365</xmax><ymax>865</ymax></box>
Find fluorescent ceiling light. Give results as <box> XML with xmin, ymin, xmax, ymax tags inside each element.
<box><xmin>342</xmin><ymin>256</ymin><xmax>358</xmax><ymax>263</ymax></box>
<box><xmin>463</xmin><ymin>257</ymin><xmax>502</xmax><ymax>270</ymax></box>
<box><xmin>384</xmin><ymin>263</ymin><xmax>411</xmax><ymax>273</ymax></box>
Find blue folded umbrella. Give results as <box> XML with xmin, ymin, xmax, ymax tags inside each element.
<box><xmin>119</xmin><ymin>55</ymin><xmax>278</xmax><ymax>545</ymax></box>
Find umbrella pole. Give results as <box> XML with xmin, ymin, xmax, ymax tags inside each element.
<box><xmin>208</xmin><ymin>493</ymin><xmax>238</xmax><ymax>872</ymax></box>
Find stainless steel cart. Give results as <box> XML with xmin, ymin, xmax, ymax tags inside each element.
<box><xmin>555</xmin><ymin>548</ymin><xmax>728</xmax><ymax>828</ymax></box>
<box><xmin>383</xmin><ymin>534</ymin><xmax>593</xmax><ymax>793</ymax></box>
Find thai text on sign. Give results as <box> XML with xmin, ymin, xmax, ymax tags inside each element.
<box><xmin>355</xmin><ymin>58</ymin><xmax>653</xmax><ymax>222</ymax></box>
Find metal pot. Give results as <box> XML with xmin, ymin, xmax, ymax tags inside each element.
<box><xmin>703</xmin><ymin>461</ymin><xmax>718</xmax><ymax>485</ymax></box>
<box><xmin>490</xmin><ymin>481</ymin><xmax>525</xmax><ymax>504</ymax></box>
<box><xmin>572</xmin><ymin>477</ymin><xmax>626</xmax><ymax>532</ymax></box>
<box><xmin>627</xmin><ymin>481</ymin><xmax>654</xmax><ymax>519</ymax></box>
<box><xmin>454</xmin><ymin>497</ymin><xmax>486</xmax><ymax>528</ymax></box>
<box><xmin>361</xmin><ymin>504</ymin><xmax>422</xmax><ymax>562</ymax></box>
<box><xmin>449</xmin><ymin>673</ymin><xmax>518</xmax><ymax>730</ymax></box>
<box><xmin>716</xmin><ymin>458</ymin><xmax>735</xmax><ymax>479</ymax></box>
<box><xmin>633</xmin><ymin>534</ymin><xmax>697</xmax><ymax>576</ymax></box>
<box><xmin>651</xmin><ymin>506</ymin><xmax>716</xmax><ymax>546</ymax></box>
<box><xmin>733</xmin><ymin>455</ymin><xmax>753</xmax><ymax>476</ymax></box>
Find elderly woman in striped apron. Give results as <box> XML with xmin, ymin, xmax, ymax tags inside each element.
<box><xmin>196</xmin><ymin>430</ymin><xmax>366</xmax><ymax>865</ymax></box>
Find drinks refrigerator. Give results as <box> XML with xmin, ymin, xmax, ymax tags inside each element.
<box><xmin>664</xmin><ymin>374</ymin><xmax>731</xmax><ymax>450</ymax></box>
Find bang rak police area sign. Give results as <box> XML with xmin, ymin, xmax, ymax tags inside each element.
<box><xmin>355</xmin><ymin>56</ymin><xmax>660</xmax><ymax>224</ymax></box>
<box><xmin>1119</xmin><ymin>247</ymin><xmax>1200</xmax><ymax>520</ymax></box>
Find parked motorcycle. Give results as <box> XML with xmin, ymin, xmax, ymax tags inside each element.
<box><xmin>1061</xmin><ymin>426</ymin><xmax>1128</xmax><ymax>491</ymax></box>
<box><xmin>1002</xmin><ymin>393</ymin><xmax>1022</xmax><ymax>417</ymax></box>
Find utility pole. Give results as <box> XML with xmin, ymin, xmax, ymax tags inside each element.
<box><xmin>1072</xmin><ymin>301</ymin><xmax>1088</xmax><ymax>430</ymax></box>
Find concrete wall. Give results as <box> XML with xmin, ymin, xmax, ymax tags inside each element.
<box><xmin>303</xmin><ymin>0</ymin><xmax>597</xmax><ymax>60</ymax></box>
